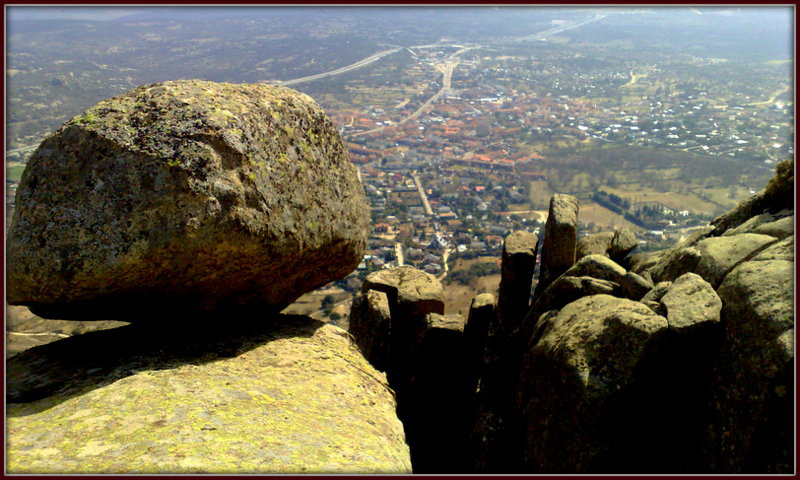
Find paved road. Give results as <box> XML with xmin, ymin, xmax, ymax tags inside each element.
<box><xmin>512</xmin><ymin>13</ymin><xmax>608</xmax><ymax>42</ymax></box>
<box><xmin>278</xmin><ymin>48</ymin><xmax>401</xmax><ymax>86</ymax></box>
<box><xmin>395</xmin><ymin>242</ymin><xmax>405</xmax><ymax>266</ymax></box>
<box><xmin>351</xmin><ymin>46</ymin><xmax>476</xmax><ymax>138</ymax></box>
<box><xmin>412</xmin><ymin>173</ymin><xmax>434</xmax><ymax>215</ymax></box>
<box><xmin>6</xmin><ymin>145</ymin><xmax>38</xmax><ymax>155</ymax></box>
<box><xmin>744</xmin><ymin>86</ymin><xmax>790</xmax><ymax>107</ymax></box>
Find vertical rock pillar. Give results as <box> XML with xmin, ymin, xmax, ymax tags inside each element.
<box><xmin>464</xmin><ymin>293</ymin><xmax>496</xmax><ymax>394</ymax></box>
<box><xmin>532</xmin><ymin>194</ymin><xmax>579</xmax><ymax>301</ymax></box>
<box><xmin>496</xmin><ymin>231</ymin><xmax>539</xmax><ymax>337</ymax></box>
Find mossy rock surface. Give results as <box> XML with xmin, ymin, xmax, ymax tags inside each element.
<box><xmin>8</xmin><ymin>80</ymin><xmax>369</xmax><ymax>320</ymax></box>
<box><xmin>7</xmin><ymin>316</ymin><xmax>411</xmax><ymax>473</ymax></box>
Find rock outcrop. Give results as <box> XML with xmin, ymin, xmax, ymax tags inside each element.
<box><xmin>496</xmin><ymin>231</ymin><xmax>538</xmax><ymax>336</ymax></box>
<box><xmin>576</xmin><ymin>227</ymin><xmax>637</xmax><ymax>265</ymax></box>
<box><xmin>660</xmin><ymin>273</ymin><xmax>721</xmax><ymax>334</ymax></box>
<box><xmin>707</xmin><ymin>256</ymin><xmax>794</xmax><ymax>472</ymax></box>
<box><xmin>708</xmin><ymin>157</ymin><xmax>793</xmax><ymax>236</ymax></box>
<box><xmin>576</xmin><ymin>231</ymin><xmax>614</xmax><ymax>260</ymax></box>
<box><xmin>410</xmin><ymin>313</ymin><xmax>470</xmax><ymax>472</ymax></box>
<box><xmin>348</xmin><ymin>289</ymin><xmax>392</xmax><ymax>372</ymax></box>
<box><xmin>517</xmin><ymin>295</ymin><xmax>670</xmax><ymax>472</ymax></box>
<box><xmin>362</xmin><ymin>266</ymin><xmax>445</xmax><ymax>322</ymax></box>
<box><xmin>7</xmin><ymin>80</ymin><xmax>369</xmax><ymax>320</ymax></box>
<box><xmin>532</xmin><ymin>194</ymin><xmax>579</xmax><ymax>298</ymax></box>
<box><xmin>464</xmin><ymin>159</ymin><xmax>793</xmax><ymax>474</ymax></box>
<box><xmin>349</xmin><ymin>266</ymin><xmax>471</xmax><ymax>472</ymax></box>
<box><xmin>7</xmin><ymin>316</ymin><xmax>411</xmax><ymax>473</ymax></box>
<box><xmin>464</xmin><ymin>293</ymin><xmax>495</xmax><ymax>393</ymax></box>
<box><xmin>693</xmin><ymin>233</ymin><xmax>778</xmax><ymax>287</ymax></box>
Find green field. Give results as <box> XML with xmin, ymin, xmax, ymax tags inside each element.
<box><xmin>7</xmin><ymin>165</ymin><xmax>26</xmax><ymax>182</ymax></box>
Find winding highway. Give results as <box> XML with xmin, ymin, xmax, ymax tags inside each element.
<box><xmin>352</xmin><ymin>45</ymin><xmax>476</xmax><ymax>138</ymax></box>
<box><xmin>277</xmin><ymin>47</ymin><xmax>402</xmax><ymax>86</ymax></box>
<box><xmin>512</xmin><ymin>13</ymin><xmax>608</xmax><ymax>42</ymax></box>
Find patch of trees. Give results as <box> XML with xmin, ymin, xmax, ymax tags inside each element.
<box><xmin>591</xmin><ymin>190</ymin><xmax>631</xmax><ymax>214</ymax></box>
<box><xmin>446</xmin><ymin>262</ymin><xmax>500</xmax><ymax>286</ymax></box>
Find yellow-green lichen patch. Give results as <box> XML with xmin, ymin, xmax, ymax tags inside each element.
<box><xmin>7</xmin><ymin>323</ymin><xmax>411</xmax><ymax>474</ymax></box>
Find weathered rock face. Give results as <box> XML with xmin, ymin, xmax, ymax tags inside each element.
<box><xmin>575</xmin><ymin>228</ymin><xmax>637</xmax><ymax>265</ymax></box>
<box><xmin>464</xmin><ymin>293</ymin><xmax>495</xmax><ymax>392</ymax></box>
<box><xmin>533</xmin><ymin>194</ymin><xmax>579</xmax><ymax>298</ymax></box>
<box><xmin>7</xmin><ymin>316</ymin><xmax>411</xmax><ymax>473</ymax></box>
<box><xmin>709</xmin><ymin>158</ymin><xmax>793</xmax><ymax>237</ymax></box>
<box><xmin>465</xmin><ymin>161</ymin><xmax>793</xmax><ymax>474</ymax></box>
<box><xmin>608</xmin><ymin>228</ymin><xmax>638</xmax><ymax>264</ymax></box>
<box><xmin>497</xmin><ymin>231</ymin><xmax>539</xmax><ymax>335</ymax></box>
<box><xmin>660</xmin><ymin>273</ymin><xmax>721</xmax><ymax>334</ymax></box>
<box><xmin>348</xmin><ymin>289</ymin><xmax>392</xmax><ymax>372</ymax></box>
<box><xmin>358</xmin><ymin>266</ymin><xmax>445</xmax><ymax>401</ymax></box>
<box><xmin>707</xmin><ymin>258</ymin><xmax>794</xmax><ymax>473</ymax></box>
<box><xmin>7</xmin><ymin>80</ymin><xmax>369</xmax><ymax>320</ymax></box>
<box><xmin>517</xmin><ymin>295</ymin><xmax>669</xmax><ymax>472</ymax></box>
<box><xmin>649</xmin><ymin>246</ymin><xmax>702</xmax><ymax>284</ymax></box>
<box><xmin>350</xmin><ymin>266</ymin><xmax>464</xmax><ymax>473</ymax></box>
<box><xmin>752</xmin><ymin>235</ymin><xmax>793</xmax><ymax>261</ymax></box>
<box><xmin>641</xmin><ymin>281</ymin><xmax>673</xmax><ymax>304</ymax></box>
<box><xmin>562</xmin><ymin>254</ymin><xmax>626</xmax><ymax>285</ymax></box>
<box><xmin>525</xmin><ymin>275</ymin><xmax>618</xmax><ymax>332</ymax></box>
<box><xmin>723</xmin><ymin>210</ymin><xmax>793</xmax><ymax>239</ymax></box>
<box><xmin>619</xmin><ymin>271</ymin><xmax>652</xmax><ymax>301</ymax></box>
<box><xmin>576</xmin><ymin>231</ymin><xmax>614</xmax><ymax>260</ymax></box>
<box><xmin>363</xmin><ymin>266</ymin><xmax>445</xmax><ymax>320</ymax></box>
<box><xmin>693</xmin><ymin>233</ymin><xmax>778</xmax><ymax>287</ymax></box>
<box><xmin>627</xmin><ymin>250</ymin><xmax>663</xmax><ymax>276</ymax></box>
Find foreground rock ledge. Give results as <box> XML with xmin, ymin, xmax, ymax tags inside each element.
<box><xmin>7</xmin><ymin>316</ymin><xmax>411</xmax><ymax>473</ymax></box>
<box><xmin>7</xmin><ymin>80</ymin><xmax>369</xmax><ymax>320</ymax></box>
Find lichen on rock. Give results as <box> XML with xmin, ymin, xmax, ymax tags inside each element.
<box><xmin>7</xmin><ymin>80</ymin><xmax>369</xmax><ymax>320</ymax></box>
<box><xmin>7</xmin><ymin>316</ymin><xmax>411</xmax><ymax>473</ymax></box>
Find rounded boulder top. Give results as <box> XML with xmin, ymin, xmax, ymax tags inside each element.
<box><xmin>7</xmin><ymin>80</ymin><xmax>369</xmax><ymax>321</ymax></box>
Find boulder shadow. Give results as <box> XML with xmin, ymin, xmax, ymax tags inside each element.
<box><xmin>7</xmin><ymin>312</ymin><xmax>326</xmax><ymax>416</ymax></box>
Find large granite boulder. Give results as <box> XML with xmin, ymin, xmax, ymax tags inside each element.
<box><xmin>562</xmin><ymin>254</ymin><xmax>627</xmax><ymax>285</ymax></box>
<box><xmin>576</xmin><ymin>231</ymin><xmax>614</xmax><ymax>260</ymax></box>
<box><xmin>7</xmin><ymin>80</ymin><xmax>369</xmax><ymax>320</ymax></box>
<box><xmin>660</xmin><ymin>273</ymin><xmax>721</xmax><ymax>334</ymax></box>
<box><xmin>649</xmin><ymin>246</ymin><xmax>702</xmax><ymax>284</ymax></box>
<box><xmin>524</xmin><ymin>275</ymin><xmax>618</xmax><ymax>335</ymax></box>
<box><xmin>608</xmin><ymin>228</ymin><xmax>638</xmax><ymax>263</ymax></box>
<box><xmin>723</xmin><ymin>210</ymin><xmax>793</xmax><ymax>239</ymax></box>
<box><xmin>517</xmin><ymin>295</ymin><xmax>669</xmax><ymax>472</ymax></box>
<box><xmin>575</xmin><ymin>228</ymin><xmax>637</xmax><ymax>265</ymax></box>
<box><xmin>706</xmin><ymin>258</ymin><xmax>794</xmax><ymax>473</ymax></box>
<box><xmin>693</xmin><ymin>233</ymin><xmax>777</xmax><ymax>287</ymax></box>
<box><xmin>533</xmin><ymin>194</ymin><xmax>579</xmax><ymax>299</ymax></box>
<box><xmin>7</xmin><ymin>316</ymin><xmax>411</xmax><ymax>473</ymax></box>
